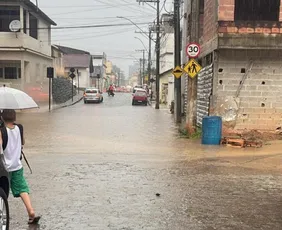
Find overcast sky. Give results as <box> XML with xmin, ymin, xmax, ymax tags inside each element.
<box><xmin>32</xmin><ymin>0</ymin><xmax>173</xmax><ymax>77</ymax></box>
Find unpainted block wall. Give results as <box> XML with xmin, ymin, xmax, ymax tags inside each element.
<box><xmin>216</xmin><ymin>49</ymin><xmax>282</xmax><ymax>130</ymax></box>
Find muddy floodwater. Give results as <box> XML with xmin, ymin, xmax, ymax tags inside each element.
<box><xmin>9</xmin><ymin>93</ymin><xmax>282</xmax><ymax>230</ymax></box>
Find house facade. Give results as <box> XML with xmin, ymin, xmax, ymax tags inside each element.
<box><xmin>183</xmin><ymin>0</ymin><xmax>282</xmax><ymax>130</ymax></box>
<box><xmin>0</xmin><ymin>0</ymin><xmax>56</xmax><ymax>104</ymax></box>
<box><xmin>92</xmin><ymin>53</ymin><xmax>107</xmax><ymax>90</ymax></box>
<box><xmin>159</xmin><ymin>14</ymin><xmax>174</xmax><ymax>107</ymax></box>
<box><xmin>56</xmin><ymin>45</ymin><xmax>93</xmax><ymax>89</ymax></box>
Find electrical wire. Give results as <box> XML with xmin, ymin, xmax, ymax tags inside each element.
<box><xmin>51</xmin><ymin>28</ymin><xmax>135</xmax><ymax>42</ymax></box>
<box><xmin>29</xmin><ymin>22</ymin><xmax>155</xmax><ymax>30</ymax></box>
<box><xmin>96</xmin><ymin>0</ymin><xmax>153</xmax><ymax>16</ymax></box>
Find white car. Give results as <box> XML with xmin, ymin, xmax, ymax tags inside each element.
<box><xmin>84</xmin><ymin>88</ymin><xmax>103</xmax><ymax>104</ymax></box>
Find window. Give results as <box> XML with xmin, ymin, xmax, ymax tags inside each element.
<box><xmin>29</xmin><ymin>13</ymin><xmax>38</xmax><ymax>39</ymax></box>
<box><xmin>18</xmin><ymin>68</ymin><xmax>21</xmax><ymax>79</ymax></box>
<box><xmin>0</xmin><ymin>6</ymin><xmax>20</xmax><ymax>32</ymax></box>
<box><xmin>86</xmin><ymin>89</ymin><xmax>98</xmax><ymax>94</ymax></box>
<box><xmin>5</xmin><ymin>67</ymin><xmax>17</xmax><ymax>79</ymax></box>
<box><xmin>235</xmin><ymin>0</ymin><xmax>280</xmax><ymax>21</ymax></box>
<box><xmin>23</xmin><ymin>10</ymin><xmax>27</xmax><ymax>34</ymax></box>
<box><xmin>0</xmin><ymin>68</ymin><xmax>3</xmax><ymax>78</ymax></box>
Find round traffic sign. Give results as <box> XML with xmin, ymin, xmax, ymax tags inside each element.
<box><xmin>186</xmin><ymin>43</ymin><xmax>200</xmax><ymax>58</ymax></box>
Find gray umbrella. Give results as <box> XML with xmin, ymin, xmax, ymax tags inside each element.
<box><xmin>0</xmin><ymin>86</ymin><xmax>39</xmax><ymax>110</ymax></box>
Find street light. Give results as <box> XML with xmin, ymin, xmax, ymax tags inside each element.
<box><xmin>134</xmin><ymin>37</ymin><xmax>148</xmax><ymax>53</ymax></box>
<box><xmin>117</xmin><ymin>16</ymin><xmax>152</xmax><ymax>41</ymax></box>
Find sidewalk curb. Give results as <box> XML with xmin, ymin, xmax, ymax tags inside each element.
<box><xmin>52</xmin><ymin>96</ymin><xmax>84</xmax><ymax>111</ymax></box>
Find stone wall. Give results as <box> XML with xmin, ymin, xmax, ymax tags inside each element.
<box><xmin>52</xmin><ymin>78</ymin><xmax>77</xmax><ymax>104</ymax></box>
<box><xmin>215</xmin><ymin>49</ymin><xmax>282</xmax><ymax>130</ymax></box>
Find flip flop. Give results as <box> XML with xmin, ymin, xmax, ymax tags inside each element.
<box><xmin>28</xmin><ymin>216</ymin><xmax>41</xmax><ymax>225</ymax></box>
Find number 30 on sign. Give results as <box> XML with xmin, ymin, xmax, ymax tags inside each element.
<box><xmin>186</xmin><ymin>43</ymin><xmax>200</xmax><ymax>58</ymax></box>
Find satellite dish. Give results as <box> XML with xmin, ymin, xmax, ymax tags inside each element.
<box><xmin>9</xmin><ymin>20</ymin><xmax>21</xmax><ymax>32</ymax></box>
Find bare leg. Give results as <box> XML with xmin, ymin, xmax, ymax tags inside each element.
<box><xmin>20</xmin><ymin>192</ymin><xmax>35</xmax><ymax>218</ymax></box>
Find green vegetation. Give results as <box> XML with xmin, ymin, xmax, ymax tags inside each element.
<box><xmin>178</xmin><ymin>127</ymin><xmax>202</xmax><ymax>139</ymax></box>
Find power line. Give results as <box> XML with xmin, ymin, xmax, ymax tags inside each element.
<box><xmin>28</xmin><ymin>22</ymin><xmax>155</xmax><ymax>30</ymax></box>
<box><xmin>51</xmin><ymin>28</ymin><xmax>135</xmax><ymax>42</ymax></box>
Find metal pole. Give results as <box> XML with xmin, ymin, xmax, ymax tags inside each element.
<box><xmin>77</xmin><ymin>69</ymin><xmax>80</xmax><ymax>95</ymax></box>
<box><xmin>174</xmin><ymin>0</ymin><xmax>181</xmax><ymax>123</ymax></box>
<box><xmin>139</xmin><ymin>58</ymin><xmax>142</xmax><ymax>85</ymax></box>
<box><xmin>155</xmin><ymin>0</ymin><xmax>160</xmax><ymax>109</ymax></box>
<box><xmin>148</xmin><ymin>29</ymin><xmax>152</xmax><ymax>85</ymax></box>
<box><xmin>72</xmin><ymin>78</ymin><xmax>74</xmax><ymax>102</ymax></box>
<box><xmin>48</xmin><ymin>78</ymin><xmax>51</xmax><ymax>112</ymax></box>
<box><xmin>142</xmin><ymin>50</ymin><xmax>145</xmax><ymax>85</ymax></box>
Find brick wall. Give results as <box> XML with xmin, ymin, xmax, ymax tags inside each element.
<box><xmin>200</xmin><ymin>0</ymin><xmax>218</xmax><ymax>56</ymax></box>
<box><xmin>280</xmin><ymin>2</ymin><xmax>282</xmax><ymax>21</ymax></box>
<box><xmin>218</xmin><ymin>0</ymin><xmax>282</xmax><ymax>34</ymax></box>
<box><xmin>216</xmin><ymin>50</ymin><xmax>282</xmax><ymax>131</ymax></box>
<box><xmin>218</xmin><ymin>0</ymin><xmax>235</xmax><ymax>21</ymax></box>
<box><xmin>218</xmin><ymin>0</ymin><xmax>282</xmax><ymax>21</ymax></box>
<box><xmin>202</xmin><ymin>0</ymin><xmax>217</xmax><ymax>43</ymax></box>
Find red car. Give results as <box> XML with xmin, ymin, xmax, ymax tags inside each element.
<box><xmin>132</xmin><ymin>91</ymin><xmax>148</xmax><ymax>106</ymax></box>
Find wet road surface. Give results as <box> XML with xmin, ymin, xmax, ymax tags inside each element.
<box><xmin>10</xmin><ymin>93</ymin><xmax>282</xmax><ymax>229</ymax></box>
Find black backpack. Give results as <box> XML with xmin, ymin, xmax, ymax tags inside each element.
<box><xmin>0</xmin><ymin>124</ymin><xmax>32</xmax><ymax>173</ymax></box>
<box><xmin>1</xmin><ymin>124</ymin><xmax>24</xmax><ymax>160</ymax></box>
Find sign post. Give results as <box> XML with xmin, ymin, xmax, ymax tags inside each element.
<box><xmin>77</xmin><ymin>69</ymin><xmax>80</xmax><ymax>95</ymax></box>
<box><xmin>172</xmin><ymin>66</ymin><xmax>184</xmax><ymax>79</ymax></box>
<box><xmin>186</xmin><ymin>43</ymin><xmax>200</xmax><ymax>59</ymax></box>
<box><xmin>47</xmin><ymin>67</ymin><xmax>54</xmax><ymax>112</ymax></box>
<box><xmin>184</xmin><ymin>59</ymin><xmax>202</xmax><ymax>79</ymax></box>
<box><xmin>70</xmin><ymin>68</ymin><xmax>76</xmax><ymax>102</ymax></box>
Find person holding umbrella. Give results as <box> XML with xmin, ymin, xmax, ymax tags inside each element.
<box><xmin>0</xmin><ymin>86</ymin><xmax>40</xmax><ymax>225</ymax></box>
<box><xmin>0</xmin><ymin>110</ymin><xmax>40</xmax><ymax>224</ymax></box>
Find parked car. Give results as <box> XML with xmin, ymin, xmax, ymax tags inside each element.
<box><xmin>84</xmin><ymin>88</ymin><xmax>103</xmax><ymax>104</ymax></box>
<box><xmin>133</xmin><ymin>85</ymin><xmax>143</xmax><ymax>93</ymax></box>
<box><xmin>132</xmin><ymin>91</ymin><xmax>148</xmax><ymax>106</ymax></box>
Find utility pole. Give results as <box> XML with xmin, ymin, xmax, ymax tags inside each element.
<box><xmin>148</xmin><ymin>28</ymin><xmax>152</xmax><ymax>85</ymax></box>
<box><xmin>174</xmin><ymin>0</ymin><xmax>181</xmax><ymax>123</ymax></box>
<box><xmin>137</xmin><ymin>0</ymin><xmax>160</xmax><ymax>109</ymax></box>
<box><xmin>155</xmin><ymin>0</ymin><xmax>160</xmax><ymax>109</ymax></box>
<box><xmin>142</xmin><ymin>50</ymin><xmax>145</xmax><ymax>85</ymax></box>
<box><xmin>187</xmin><ymin>0</ymin><xmax>200</xmax><ymax>127</ymax></box>
<box><xmin>136</xmin><ymin>49</ymin><xmax>146</xmax><ymax>85</ymax></box>
<box><xmin>135</xmin><ymin>29</ymin><xmax>153</xmax><ymax>86</ymax></box>
<box><xmin>139</xmin><ymin>58</ymin><xmax>142</xmax><ymax>85</ymax></box>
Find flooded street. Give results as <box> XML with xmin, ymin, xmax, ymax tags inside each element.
<box><xmin>10</xmin><ymin>93</ymin><xmax>282</xmax><ymax>230</ymax></box>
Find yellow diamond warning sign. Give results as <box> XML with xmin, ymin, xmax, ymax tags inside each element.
<box><xmin>183</xmin><ymin>59</ymin><xmax>202</xmax><ymax>78</ymax></box>
<box><xmin>172</xmin><ymin>66</ymin><xmax>183</xmax><ymax>79</ymax></box>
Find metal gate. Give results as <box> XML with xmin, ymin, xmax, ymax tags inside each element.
<box><xmin>196</xmin><ymin>64</ymin><xmax>213</xmax><ymax>127</ymax></box>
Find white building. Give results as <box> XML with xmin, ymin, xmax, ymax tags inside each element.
<box><xmin>159</xmin><ymin>14</ymin><xmax>174</xmax><ymax>107</ymax></box>
<box><xmin>0</xmin><ymin>0</ymin><xmax>56</xmax><ymax>104</ymax></box>
<box><xmin>92</xmin><ymin>53</ymin><xmax>107</xmax><ymax>90</ymax></box>
<box><xmin>55</xmin><ymin>45</ymin><xmax>93</xmax><ymax>89</ymax></box>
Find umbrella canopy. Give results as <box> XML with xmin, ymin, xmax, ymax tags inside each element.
<box><xmin>0</xmin><ymin>86</ymin><xmax>39</xmax><ymax>110</ymax></box>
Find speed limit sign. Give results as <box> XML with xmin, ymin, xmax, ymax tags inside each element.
<box><xmin>186</xmin><ymin>43</ymin><xmax>200</xmax><ymax>58</ymax></box>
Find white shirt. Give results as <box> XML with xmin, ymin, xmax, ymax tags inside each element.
<box><xmin>3</xmin><ymin>126</ymin><xmax>23</xmax><ymax>172</ymax></box>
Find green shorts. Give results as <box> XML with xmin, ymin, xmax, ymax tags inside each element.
<box><xmin>9</xmin><ymin>168</ymin><xmax>30</xmax><ymax>198</ymax></box>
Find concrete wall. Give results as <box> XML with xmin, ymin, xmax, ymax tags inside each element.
<box><xmin>0</xmin><ymin>51</ymin><xmax>52</xmax><ymax>105</ymax></box>
<box><xmin>215</xmin><ymin>49</ymin><xmax>282</xmax><ymax>130</ymax></box>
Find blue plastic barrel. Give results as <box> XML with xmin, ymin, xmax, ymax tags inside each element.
<box><xmin>202</xmin><ymin>116</ymin><xmax>222</xmax><ymax>145</ymax></box>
